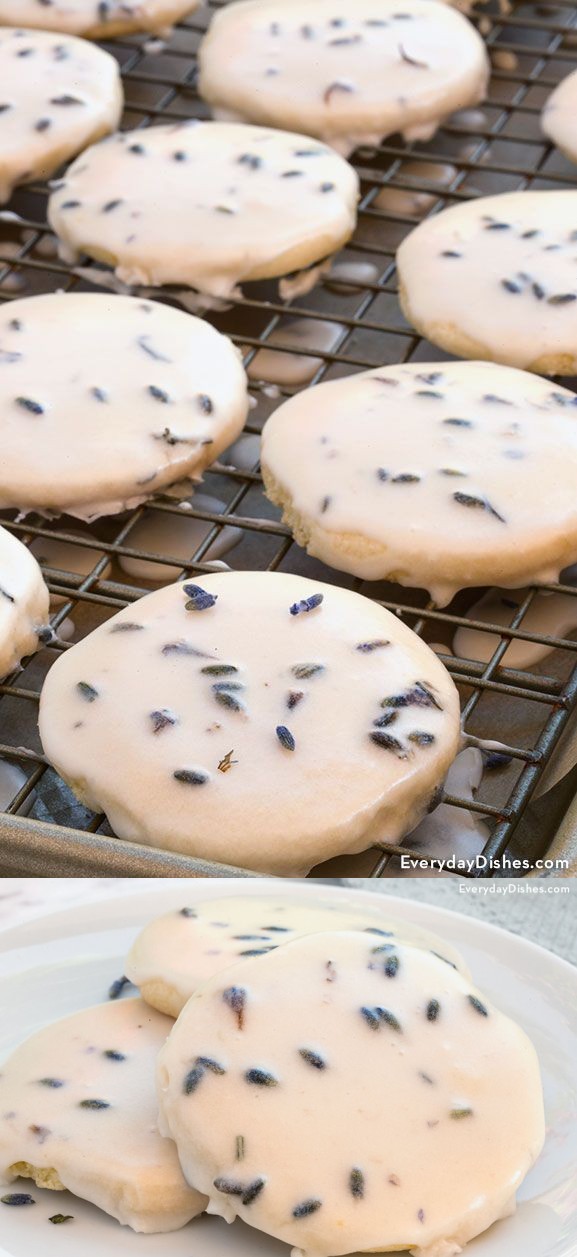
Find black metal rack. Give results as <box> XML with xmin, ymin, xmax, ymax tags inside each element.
<box><xmin>1</xmin><ymin>0</ymin><xmax>577</xmax><ymax>877</ymax></box>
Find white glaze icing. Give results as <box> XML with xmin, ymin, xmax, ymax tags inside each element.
<box><xmin>0</xmin><ymin>998</ymin><xmax>205</xmax><ymax>1231</ymax></box>
<box><xmin>48</xmin><ymin>121</ymin><xmax>359</xmax><ymax>299</ymax></box>
<box><xmin>197</xmin><ymin>0</ymin><xmax>489</xmax><ymax>158</ymax></box>
<box><xmin>0</xmin><ymin>0</ymin><xmax>200</xmax><ymax>38</ymax></box>
<box><xmin>541</xmin><ymin>69</ymin><xmax>577</xmax><ymax>166</ymax></box>
<box><xmin>157</xmin><ymin>930</ymin><xmax>545</xmax><ymax>1257</ymax></box>
<box><xmin>397</xmin><ymin>189</ymin><xmax>577</xmax><ymax>373</ymax></box>
<box><xmin>38</xmin><ymin>570</ymin><xmax>461</xmax><ymax>874</ymax></box>
<box><xmin>0</xmin><ymin>292</ymin><xmax>249</xmax><ymax>518</ymax></box>
<box><xmin>0</xmin><ymin>523</ymin><xmax>49</xmax><ymax>677</ymax></box>
<box><xmin>0</xmin><ymin>27</ymin><xmax>123</xmax><ymax>204</ymax></box>
<box><xmin>126</xmin><ymin>894</ymin><xmax>467</xmax><ymax>1017</ymax></box>
<box><xmin>261</xmin><ymin>360</ymin><xmax>577</xmax><ymax>605</ymax></box>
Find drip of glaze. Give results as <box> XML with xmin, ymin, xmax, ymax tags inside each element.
<box><xmin>117</xmin><ymin>493</ymin><xmax>242</xmax><ymax>581</ymax></box>
<box><xmin>449</xmin><ymin>108</ymin><xmax>489</xmax><ymax>129</ymax></box>
<box><xmin>374</xmin><ymin>185</ymin><xmax>437</xmax><ymax>219</ymax></box>
<box><xmin>383</xmin><ymin>748</ymin><xmax>488</xmax><ymax>877</ymax></box>
<box><xmin>248</xmin><ymin>319</ymin><xmax>343</xmax><ymax>387</ymax></box>
<box><xmin>453</xmin><ymin>587</ymin><xmax>577</xmax><ymax>669</ymax></box>
<box><xmin>0</xmin><ymin>759</ymin><xmax>34</xmax><ymax>814</ymax></box>
<box><xmin>326</xmin><ymin>260</ymin><xmax>380</xmax><ymax>293</ymax></box>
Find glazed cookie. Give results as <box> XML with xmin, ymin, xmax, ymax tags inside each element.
<box><xmin>48</xmin><ymin>121</ymin><xmax>359</xmax><ymax>300</ymax></box>
<box><xmin>542</xmin><ymin>70</ymin><xmax>577</xmax><ymax>165</ymax></box>
<box><xmin>261</xmin><ymin>360</ymin><xmax>577</xmax><ymax>605</ymax></box>
<box><xmin>157</xmin><ymin>931</ymin><xmax>545</xmax><ymax>1257</ymax></box>
<box><xmin>0</xmin><ymin>0</ymin><xmax>200</xmax><ymax>39</ymax></box>
<box><xmin>0</xmin><ymin>523</ymin><xmax>50</xmax><ymax>678</ymax></box>
<box><xmin>197</xmin><ymin>0</ymin><xmax>490</xmax><ymax>157</ymax></box>
<box><xmin>0</xmin><ymin>28</ymin><xmax>122</xmax><ymax>204</ymax></box>
<box><xmin>0</xmin><ymin>292</ymin><xmax>249</xmax><ymax>520</ymax></box>
<box><xmin>125</xmin><ymin>894</ymin><xmax>467</xmax><ymax>1017</ymax></box>
<box><xmin>38</xmin><ymin>571</ymin><xmax>461</xmax><ymax>874</ymax></box>
<box><xmin>0</xmin><ymin>998</ymin><xmax>205</xmax><ymax>1232</ymax></box>
<box><xmin>397</xmin><ymin>189</ymin><xmax>577</xmax><ymax>374</ymax></box>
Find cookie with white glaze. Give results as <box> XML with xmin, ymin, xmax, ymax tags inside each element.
<box><xmin>0</xmin><ymin>27</ymin><xmax>122</xmax><ymax>205</ymax></box>
<box><xmin>48</xmin><ymin>121</ymin><xmax>359</xmax><ymax>300</ymax></box>
<box><xmin>38</xmin><ymin>571</ymin><xmax>461</xmax><ymax>875</ymax></box>
<box><xmin>397</xmin><ymin>189</ymin><xmax>577</xmax><ymax>374</ymax></box>
<box><xmin>0</xmin><ymin>523</ymin><xmax>49</xmax><ymax>678</ymax></box>
<box><xmin>0</xmin><ymin>0</ymin><xmax>200</xmax><ymax>39</ymax></box>
<box><xmin>0</xmin><ymin>998</ymin><xmax>205</xmax><ymax>1232</ymax></box>
<box><xmin>542</xmin><ymin>70</ymin><xmax>577</xmax><ymax>166</ymax></box>
<box><xmin>197</xmin><ymin>0</ymin><xmax>490</xmax><ymax>158</ymax></box>
<box><xmin>125</xmin><ymin>895</ymin><xmax>467</xmax><ymax>1017</ymax></box>
<box><xmin>157</xmin><ymin>931</ymin><xmax>545</xmax><ymax>1257</ymax></box>
<box><xmin>261</xmin><ymin>360</ymin><xmax>577</xmax><ymax>606</ymax></box>
<box><xmin>0</xmin><ymin>292</ymin><xmax>249</xmax><ymax>520</ymax></box>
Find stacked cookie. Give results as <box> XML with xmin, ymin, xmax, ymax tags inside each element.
<box><xmin>0</xmin><ymin>895</ymin><xmax>545</xmax><ymax>1252</ymax></box>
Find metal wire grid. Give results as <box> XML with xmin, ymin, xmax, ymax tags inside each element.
<box><xmin>1</xmin><ymin>0</ymin><xmax>577</xmax><ymax>877</ymax></box>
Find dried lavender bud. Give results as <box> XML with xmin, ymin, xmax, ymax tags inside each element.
<box><xmin>108</xmin><ymin>975</ymin><xmax>132</xmax><ymax>999</ymax></box>
<box><xmin>150</xmin><ymin>709</ymin><xmax>178</xmax><ymax>733</ymax></box>
<box><xmin>183</xmin><ymin>1065</ymin><xmax>205</xmax><ymax>1094</ymax></box>
<box><xmin>276</xmin><ymin>724</ymin><xmax>295</xmax><ymax>751</ymax></box>
<box><xmin>360</xmin><ymin>1006</ymin><xmax>401</xmax><ymax>1032</ymax></box>
<box><xmin>381</xmin><ymin>681</ymin><xmax>442</xmax><ymax>711</ymax></box>
<box><xmin>431</xmin><ymin>951</ymin><xmax>457</xmax><ymax>969</ymax></box>
<box><xmin>196</xmin><ymin>1056</ymin><xmax>226</xmax><ymax>1074</ymax></box>
<box><xmin>450</xmin><ymin>1108</ymin><xmax>473</xmax><ymax>1119</ymax></box>
<box><xmin>364</xmin><ymin>927</ymin><xmax>394</xmax><ymax>936</ymax></box>
<box><xmin>15</xmin><ymin>396</ymin><xmax>44</xmax><ymax>415</ymax></box>
<box><xmin>349</xmin><ymin>1168</ymin><xmax>364</xmax><ymax>1198</ymax></box>
<box><xmin>548</xmin><ymin>293</ymin><xmax>576</xmax><ymax>305</ymax></box>
<box><xmin>356</xmin><ymin>640</ymin><xmax>390</xmax><ymax>652</ymax></box>
<box><xmin>408</xmin><ymin>731</ymin><xmax>435</xmax><ymax>746</ymax></box>
<box><xmin>180</xmin><ymin>907</ymin><xmax>197</xmax><ymax>917</ymax></box>
<box><xmin>369</xmin><ymin>731</ymin><xmax>407</xmax><ymax>757</ymax></box>
<box><xmin>289</xmin><ymin>593</ymin><xmax>324</xmax><ymax>615</ymax></box>
<box><xmin>384</xmin><ymin>954</ymin><xmax>400</xmax><ymax>978</ymax></box>
<box><xmin>162</xmin><ymin>641</ymin><xmax>209</xmax><ymax>657</ymax></box>
<box><xmin>443</xmin><ymin>417</ymin><xmax>472</xmax><ymax>428</ymax></box>
<box><xmin>242</xmin><ymin>1178</ymin><xmax>266</xmax><ymax>1206</ymax></box>
<box><xmin>299</xmin><ymin>1048</ymin><xmax>326</xmax><ymax>1069</ymax></box>
<box><xmin>109</xmin><ymin>622</ymin><xmax>144</xmax><ymax>633</ymax></box>
<box><xmin>223</xmin><ymin>985</ymin><xmax>247</xmax><ymax>1029</ymax></box>
<box><xmin>148</xmin><ymin>384</ymin><xmax>171</xmax><ymax>403</ymax></box>
<box><xmin>245</xmin><ymin>1068</ymin><xmax>278</xmax><ymax>1086</ymax></box>
<box><xmin>453</xmin><ymin>491</ymin><xmax>505</xmax><ymax>523</ymax></box>
<box><xmin>214</xmin><ymin>1177</ymin><xmax>244</xmax><ymax>1195</ymax></box>
<box><xmin>323</xmin><ymin>81</ymin><xmax>354</xmax><ymax>103</ymax></box>
<box><xmin>239</xmin><ymin>947</ymin><xmax>274</xmax><ymax>956</ymax></box>
<box><xmin>218</xmin><ymin>749</ymin><xmax>238</xmax><ymax>773</ymax></box>
<box><xmin>467</xmin><ymin>994</ymin><xmax>489</xmax><ymax>1016</ymax></box>
<box><xmin>76</xmin><ymin>681</ymin><xmax>98</xmax><ymax>702</ymax></box>
<box><xmin>197</xmin><ymin>393</ymin><xmax>213</xmax><ymax>413</ymax></box>
<box><xmin>293</xmin><ymin>1199</ymin><xmax>322</xmax><ymax>1218</ymax></box>
<box><xmin>236</xmin><ymin>1135</ymin><xmax>245</xmax><ymax>1160</ymax></box>
<box><xmin>201</xmin><ymin>664</ymin><xmax>238</xmax><ymax>676</ymax></box>
<box><xmin>287</xmin><ymin>690</ymin><xmax>304</xmax><ymax>710</ymax></box>
<box><xmin>78</xmin><ymin>1099</ymin><xmax>110</xmax><ymax>1110</ymax></box>
<box><xmin>137</xmin><ymin>335</ymin><xmax>172</xmax><ymax>362</ymax></box>
<box><xmin>426</xmin><ymin>999</ymin><xmax>440</xmax><ymax>1021</ymax></box>
<box><xmin>214</xmin><ymin>690</ymin><xmax>245</xmax><ymax>713</ymax></box>
<box><xmin>103</xmin><ymin>1049</ymin><xmax>126</xmax><ymax>1061</ymax></box>
<box><xmin>291</xmin><ymin>663</ymin><xmax>325</xmax><ymax>679</ymax></box>
<box><xmin>183</xmin><ymin>583</ymin><xmax>218</xmax><ymax>612</ymax></box>
<box><xmin>1</xmin><ymin>1194</ymin><xmax>36</xmax><ymax>1206</ymax></box>
<box><xmin>49</xmin><ymin>1214</ymin><xmax>74</xmax><ymax>1223</ymax></box>
<box><xmin>173</xmin><ymin>768</ymin><xmax>209</xmax><ymax>785</ymax></box>
<box><xmin>373</xmin><ymin>712</ymin><xmax>398</xmax><ymax>729</ymax></box>
<box><xmin>37</xmin><ymin>1077</ymin><xmax>64</xmax><ymax>1087</ymax></box>
<box><xmin>399</xmin><ymin>43</ymin><xmax>428</xmax><ymax>66</ymax></box>
<box><xmin>419</xmin><ymin>1072</ymin><xmax>435</xmax><ymax>1085</ymax></box>
<box><xmin>418</xmin><ymin>1209</ymin><xmax>426</xmax><ymax>1223</ymax></box>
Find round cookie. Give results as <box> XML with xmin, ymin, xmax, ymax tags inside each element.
<box><xmin>0</xmin><ymin>0</ymin><xmax>200</xmax><ymax>39</ymax></box>
<box><xmin>157</xmin><ymin>931</ymin><xmax>545</xmax><ymax>1257</ymax></box>
<box><xmin>197</xmin><ymin>0</ymin><xmax>490</xmax><ymax>158</ymax></box>
<box><xmin>125</xmin><ymin>895</ymin><xmax>468</xmax><ymax>1017</ymax></box>
<box><xmin>261</xmin><ymin>360</ymin><xmax>577</xmax><ymax>606</ymax></box>
<box><xmin>0</xmin><ymin>27</ymin><xmax>123</xmax><ymax>205</ymax></box>
<box><xmin>0</xmin><ymin>292</ymin><xmax>249</xmax><ymax>520</ymax></box>
<box><xmin>0</xmin><ymin>998</ymin><xmax>205</xmax><ymax>1232</ymax></box>
<box><xmin>541</xmin><ymin>70</ymin><xmax>577</xmax><ymax>166</ymax></box>
<box><xmin>48</xmin><ymin>121</ymin><xmax>359</xmax><ymax>300</ymax></box>
<box><xmin>397</xmin><ymin>189</ymin><xmax>577</xmax><ymax>374</ymax></box>
<box><xmin>0</xmin><ymin>523</ymin><xmax>50</xmax><ymax>678</ymax></box>
<box><xmin>38</xmin><ymin>571</ymin><xmax>461</xmax><ymax>875</ymax></box>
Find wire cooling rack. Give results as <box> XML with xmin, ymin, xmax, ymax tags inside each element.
<box><xmin>2</xmin><ymin>0</ymin><xmax>577</xmax><ymax>878</ymax></box>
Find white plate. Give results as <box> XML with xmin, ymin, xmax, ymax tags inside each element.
<box><xmin>0</xmin><ymin>881</ymin><xmax>575</xmax><ymax>1257</ymax></box>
